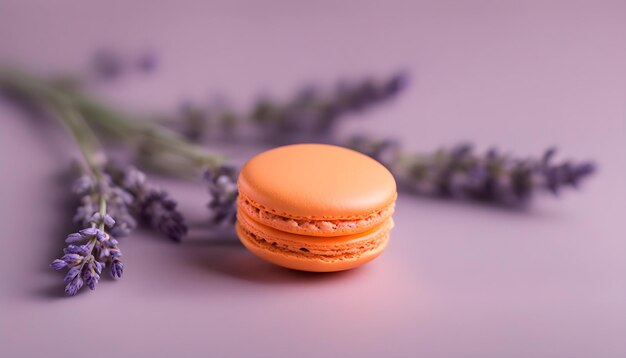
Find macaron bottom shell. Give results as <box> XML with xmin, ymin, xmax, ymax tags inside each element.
<box><xmin>236</xmin><ymin>211</ymin><xmax>393</xmax><ymax>272</ymax></box>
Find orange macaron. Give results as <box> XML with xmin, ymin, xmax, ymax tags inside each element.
<box><xmin>236</xmin><ymin>144</ymin><xmax>397</xmax><ymax>272</ymax></box>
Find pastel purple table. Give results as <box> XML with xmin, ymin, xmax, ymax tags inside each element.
<box><xmin>1</xmin><ymin>1</ymin><xmax>625</xmax><ymax>357</ymax></box>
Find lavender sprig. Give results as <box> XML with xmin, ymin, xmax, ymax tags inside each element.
<box><xmin>108</xmin><ymin>165</ymin><xmax>188</xmax><ymax>242</ymax></box>
<box><xmin>88</xmin><ymin>51</ymin><xmax>408</xmax><ymax>143</ymax></box>
<box><xmin>171</xmin><ymin>72</ymin><xmax>409</xmax><ymax>142</ymax></box>
<box><xmin>73</xmin><ymin>174</ymin><xmax>137</xmax><ymax>238</ymax></box>
<box><xmin>55</xmin><ymin>163</ymin><xmax>187</xmax><ymax>295</ymax></box>
<box><xmin>251</xmin><ymin>72</ymin><xmax>409</xmax><ymax>135</ymax></box>
<box><xmin>348</xmin><ymin>137</ymin><xmax>596</xmax><ymax>206</ymax></box>
<box><xmin>4</xmin><ymin>85</ymin><xmax>135</xmax><ymax>296</ymax></box>
<box><xmin>51</xmin><ymin>175</ymin><xmax>125</xmax><ymax>295</ymax></box>
<box><xmin>204</xmin><ymin>166</ymin><xmax>239</xmax><ymax>226</ymax></box>
<box><xmin>0</xmin><ymin>67</ymin><xmax>213</xmax><ymax>240</ymax></box>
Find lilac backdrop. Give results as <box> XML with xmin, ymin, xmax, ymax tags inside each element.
<box><xmin>1</xmin><ymin>1</ymin><xmax>625</xmax><ymax>357</ymax></box>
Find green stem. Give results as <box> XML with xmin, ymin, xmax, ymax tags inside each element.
<box><xmin>0</xmin><ymin>67</ymin><xmax>225</xmax><ymax>169</ymax></box>
<box><xmin>0</xmin><ymin>70</ymin><xmax>112</xmax><ymax>226</ymax></box>
<box><xmin>46</xmin><ymin>99</ymin><xmax>110</xmax><ymax>230</ymax></box>
<box><xmin>69</xmin><ymin>91</ymin><xmax>224</xmax><ymax>168</ymax></box>
<box><xmin>97</xmin><ymin>195</ymin><xmax>107</xmax><ymax>231</ymax></box>
<box><xmin>50</xmin><ymin>99</ymin><xmax>106</xmax><ymax>173</ymax></box>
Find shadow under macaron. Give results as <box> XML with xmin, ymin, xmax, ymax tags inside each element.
<box><xmin>180</xmin><ymin>239</ymin><xmax>366</xmax><ymax>285</ymax></box>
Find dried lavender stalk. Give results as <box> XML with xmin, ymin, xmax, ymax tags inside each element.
<box><xmin>348</xmin><ymin>136</ymin><xmax>596</xmax><ymax>206</ymax></box>
<box><xmin>53</xmin><ymin>163</ymin><xmax>188</xmax><ymax>296</ymax></box>
<box><xmin>107</xmin><ymin>164</ymin><xmax>188</xmax><ymax>242</ymax></box>
<box><xmin>173</xmin><ymin>72</ymin><xmax>409</xmax><ymax>141</ymax></box>
<box><xmin>251</xmin><ymin>72</ymin><xmax>409</xmax><ymax>135</ymax></box>
<box><xmin>0</xmin><ymin>67</ymin><xmax>205</xmax><ymax>241</ymax></box>
<box><xmin>88</xmin><ymin>51</ymin><xmax>408</xmax><ymax>140</ymax></box>
<box><xmin>204</xmin><ymin>166</ymin><xmax>239</xmax><ymax>226</ymax></box>
<box><xmin>51</xmin><ymin>174</ymin><xmax>127</xmax><ymax>295</ymax></box>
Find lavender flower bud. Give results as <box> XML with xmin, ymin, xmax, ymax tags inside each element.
<box><xmin>106</xmin><ymin>165</ymin><xmax>188</xmax><ymax>242</ymax></box>
<box><xmin>50</xmin><ymin>259</ymin><xmax>67</xmax><ymax>270</ymax></box>
<box><xmin>103</xmin><ymin>214</ymin><xmax>115</xmax><ymax>228</ymax></box>
<box><xmin>96</xmin><ymin>231</ymin><xmax>108</xmax><ymax>242</ymax></box>
<box><xmin>122</xmin><ymin>166</ymin><xmax>146</xmax><ymax>189</ymax></box>
<box><xmin>139</xmin><ymin>190</ymin><xmax>188</xmax><ymax>242</ymax></box>
<box><xmin>72</xmin><ymin>175</ymin><xmax>93</xmax><ymax>195</ymax></box>
<box><xmin>79</xmin><ymin>227</ymin><xmax>99</xmax><ymax>237</ymax></box>
<box><xmin>53</xmin><ymin>168</ymin><xmax>131</xmax><ymax>296</ymax></box>
<box><xmin>82</xmin><ymin>262</ymin><xmax>100</xmax><ymax>290</ymax></box>
<box><xmin>110</xmin><ymin>260</ymin><xmax>124</xmax><ymax>279</ymax></box>
<box><xmin>383</xmin><ymin>71</ymin><xmax>410</xmax><ymax>97</ymax></box>
<box><xmin>73</xmin><ymin>197</ymin><xmax>96</xmax><ymax>226</ymax></box>
<box><xmin>65</xmin><ymin>275</ymin><xmax>84</xmax><ymax>296</ymax></box>
<box><xmin>137</xmin><ymin>52</ymin><xmax>159</xmax><ymax>73</ymax></box>
<box><xmin>391</xmin><ymin>143</ymin><xmax>596</xmax><ymax>206</ymax></box>
<box><xmin>204</xmin><ymin>166</ymin><xmax>239</xmax><ymax>225</ymax></box>
<box><xmin>64</xmin><ymin>267</ymin><xmax>81</xmax><ymax>283</ymax></box>
<box><xmin>61</xmin><ymin>253</ymin><xmax>83</xmax><ymax>266</ymax></box>
<box><xmin>89</xmin><ymin>212</ymin><xmax>102</xmax><ymax>224</ymax></box>
<box><xmin>64</xmin><ymin>244</ymin><xmax>89</xmax><ymax>256</ymax></box>
<box><xmin>250</xmin><ymin>72</ymin><xmax>410</xmax><ymax>137</ymax></box>
<box><xmin>65</xmin><ymin>232</ymin><xmax>84</xmax><ymax>243</ymax></box>
<box><xmin>109</xmin><ymin>247</ymin><xmax>122</xmax><ymax>259</ymax></box>
<box><xmin>94</xmin><ymin>260</ymin><xmax>104</xmax><ymax>274</ymax></box>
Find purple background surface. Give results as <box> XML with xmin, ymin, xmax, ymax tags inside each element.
<box><xmin>1</xmin><ymin>1</ymin><xmax>625</xmax><ymax>357</ymax></box>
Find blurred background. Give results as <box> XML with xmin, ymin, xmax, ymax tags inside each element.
<box><xmin>0</xmin><ymin>1</ymin><xmax>625</xmax><ymax>357</ymax></box>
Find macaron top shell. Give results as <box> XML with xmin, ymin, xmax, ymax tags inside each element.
<box><xmin>238</xmin><ymin>144</ymin><xmax>397</xmax><ymax>221</ymax></box>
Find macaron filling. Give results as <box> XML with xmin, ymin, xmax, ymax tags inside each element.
<box><xmin>238</xmin><ymin>193</ymin><xmax>395</xmax><ymax>237</ymax></box>
<box><xmin>237</xmin><ymin>210</ymin><xmax>393</xmax><ymax>261</ymax></box>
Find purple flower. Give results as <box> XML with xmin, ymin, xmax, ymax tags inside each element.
<box><xmin>173</xmin><ymin>72</ymin><xmax>410</xmax><ymax>143</ymax></box>
<box><xmin>137</xmin><ymin>52</ymin><xmax>159</xmax><ymax>73</ymax></box>
<box><xmin>373</xmin><ymin>141</ymin><xmax>597</xmax><ymax>206</ymax></box>
<box><xmin>63</xmin><ymin>244</ymin><xmax>89</xmax><ymax>255</ymax></box>
<box><xmin>53</xmin><ymin>224</ymin><xmax>123</xmax><ymax>295</ymax></box>
<box><xmin>94</xmin><ymin>260</ymin><xmax>104</xmax><ymax>274</ymax></box>
<box><xmin>61</xmin><ymin>253</ymin><xmax>83</xmax><ymax>266</ymax></box>
<box><xmin>82</xmin><ymin>262</ymin><xmax>100</xmax><ymax>290</ymax></box>
<box><xmin>65</xmin><ymin>232</ymin><xmax>83</xmax><ymax>243</ymax></box>
<box><xmin>52</xmin><ymin>171</ymin><xmax>130</xmax><ymax>296</ymax></box>
<box><xmin>50</xmin><ymin>259</ymin><xmax>67</xmax><ymax>270</ymax></box>
<box><xmin>64</xmin><ymin>267</ymin><xmax>81</xmax><ymax>283</ymax></box>
<box><xmin>110</xmin><ymin>260</ymin><xmax>124</xmax><ymax>279</ymax></box>
<box><xmin>106</xmin><ymin>165</ymin><xmax>188</xmax><ymax>242</ymax></box>
<box><xmin>65</xmin><ymin>275</ymin><xmax>83</xmax><ymax>296</ymax></box>
<box><xmin>92</xmin><ymin>50</ymin><xmax>124</xmax><ymax>80</ymax></box>
<box><xmin>89</xmin><ymin>213</ymin><xmax>116</xmax><ymax>228</ymax></box>
<box><xmin>79</xmin><ymin>227</ymin><xmax>99</xmax><ymax>237</ymax></box>
<box><xmin>139</xmin><ymin>190</ymin><xmax>188</xmax><ymax>241</ymax></box>
<box><xmin>73</xmin><ymin>174</ymin><xmax>137</xmax><ymax>239</ymax></box>
<box><xmin>383</xmin><ymin>72</ymin><xmax>410</xmax><ymax>97</ymax></box>
<box><xmin>251</xmin><ymin>72</ymin><xmax>410</xmax><ymax>136</ymax></box>
<box><xmin>108</xmin><ymin>247</ymin><xmax>122</xmax><ymax>259</ymax></box>
<box><xmin>103</xmin><ymin>214</ymin><xmax>115</xmax><ymax>227</ymax></box>
<box><xmin>72</xmin><ymin>175</ymin><xmax>92</xmax><ymax>195</ymax></box>
<box><xmin>204</xmin><ymin>166</ymin><xmax>239</xmax><ymax>226</ymax></box>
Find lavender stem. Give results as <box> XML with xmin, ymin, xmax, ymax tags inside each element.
<box><xmin>0</xmin><ymin>67</ymin><xmax>226</xmax><ymax>169</ymax></box>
